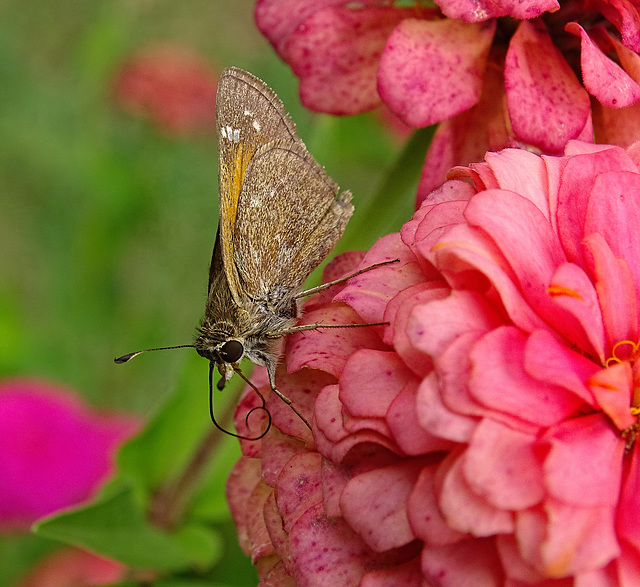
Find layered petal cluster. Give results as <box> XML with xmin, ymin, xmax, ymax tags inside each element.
<box><xmin>0</xmin><ymin>378</ymin><xmax>139</xmax><ymax>531</ymax></box>
<box><xmin>255</xmin><ymin>0</ymin><xmax>640</xmax><ymax>202</ymax></box>
<box><xmin>112</xmin><ymin>44</ymin><xmax>219</xmax><ymax>136</ymax></box>
<box><xmin>227</xmin><ymin>141</ymin><xmax>640</xmax><ymax>585</ymax></box>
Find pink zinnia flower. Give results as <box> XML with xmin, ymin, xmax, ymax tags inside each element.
<box><xmin>112</xmin><ymin>44</ymin><xmax>219</xmax><ymax>136</ymax></box>
<box><xmin>0</xmin><ymin>378</ymin><xmax>139</xmax><ymax>531</ymax></box>
<box><xmin>255</xmin><ymin>0</ymin><xmax>640</xmax><ymax>202</ymax></box>
<box><xmin>227</xmin><ymin>140</ymin><xmax>640</xmax><ymax>584</ymax></box>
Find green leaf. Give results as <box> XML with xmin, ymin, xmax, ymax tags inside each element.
<box><xmin>32</xmin><ymin>484</ymin><xmax>221</xmax><ymax>573</ymax></box>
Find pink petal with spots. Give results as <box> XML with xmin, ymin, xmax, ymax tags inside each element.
<box><xmin>469</xmin><ymin>328</ymin><xmax>586</xmax><ymax>426</ymax></box>
<box><xmin>247</xmin><ymin>481</ymin><xmax>276</xmax><ymax>562</ymax></box>
<box><xmin>566</xmin><ymin>23</ymin><xmax>640</xmax><ymax>107</ymax></box>
<box><xmin>260</xmin><ymin>427</ymin><xmax>307</xmax><ymax>487</ymax></box>
<box><xmin>226</xmin><ymin>457</ymin><xmax>262</xmax><ymax>555</ymax></box>
<box><xmin>335</xmin><ymin>233</ymin><xmax>423</xmax><ymax>326</ymax></box>
<box><xmin>288</xmin><ymin>502</ymin><xmax>376</xmax><ymax>584</ymax></box>
<box><xmin>283</xmin><ymin>6</ymin><xmax>416</xmax><ymax>114</ymax></box>
<box><xmin>263</xmin><ymin>491</ymin><xmax>292</xmax><ymax>574</ymax></box>
<box><xmin>339</xmin><ymin>349</ymin><xmax>413</xmax><ymax>418</ymax></box>
<box><xmin>255</xmin><ymin>0</ymin><xmax>350</xmax><ymax>56</ymax></box>
<box><xmin>275</xmin><ymin>452</ymin><xmax>323</xmax><ymax>533</ymax></box>
<box><xmin>436</xmin><ymin>0</ymin><xmax>558</xmax><ymax>21</ymax></box>
<box><xmin>378</xmin><ymin>18</ymin><xmax>495</xmax><ymax>127</ymax></box>
<box><xmin>421</xmin><ymin>538</ymin><xmax>504</xmax><ymax>586</ymax></box>
<box><xmin>505</xmin><ymin>21</ymin><xmax>591</xmax><ymax>153</ymax></box>
<box><xmin>287</xmin><ymin>304</ymin><xmax>387</xmax><ymax>377</ymax></box>
<box><xmin>341</xmin><ymin>460</ymin><xmax>426</xmax><ymax>551</ymax></box>
<box><xmin>463</xmin><ymin>419</ymin><xmax>543</xmax><ymax>510</ymax></box>
<box><xmin>590</xmin><ymin>0</ymin><xmax>640</xmax><ymax>53</ymax></box>
<box><xmin>543</xmin><ymin>414</ymin><xmax>624</xmax><ymax>506</ymax></box>
<box><xmin>438</xmin><ymin>455</ymin><xmax>515</xmax><ymax>536</ymax></box>
<box><xmin>407</xmin><ymin>465</ymin><xmax>467</xmax><ymax>546</ymax></box>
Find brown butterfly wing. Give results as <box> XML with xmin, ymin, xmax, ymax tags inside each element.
<box><xmin>215</xmin><ymin>68</ymin><xmax>300</xmax><ymax>305</ymax></box>
<box><xmin>231</xmin><ymin>141</ymin><xmax>353</xmax><ymax>302</ymax></box>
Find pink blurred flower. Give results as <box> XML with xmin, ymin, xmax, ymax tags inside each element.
<box><xmin>227</xmin><ymin>140</ymin><xmax>640</xmax><ymax>585</ymax></box>
<box><xmin>112</xmin><ymin>44</ymin><xmax>219</xmax><ymax>136</ymax></box>
<box><xmin>17</xmin><ymin>547</ymin><xmax>126</xmax><ymax>587</ymax></box>
<box><xmin>255</xmin><ymin>0</ymin><xmax>640</xmax><ymax>202</ymax></box>
<box><xmin>0</xmin><ymin>378</ymin><xmax>139</xmax><ymax>531</ymax></box>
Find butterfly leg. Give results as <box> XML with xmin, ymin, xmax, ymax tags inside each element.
<box><xmin>266</xmin><ymin>361</ymin><xmax>312</xmax><ymax>431</ymax></box>
<box><xmin>295</xmin><ymin>258</ymin><xmax>400</xmax><ymax>299</ymax></box>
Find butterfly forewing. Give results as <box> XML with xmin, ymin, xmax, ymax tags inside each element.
<box><xmin>232</xmin><ymin>142</ymin><xmax>353</xmax><ymax>298</ymax></box>
<box><xmin>215</xmin><ymin>67</ymin><xmax>301</xmax><ymax>304</ymax></box>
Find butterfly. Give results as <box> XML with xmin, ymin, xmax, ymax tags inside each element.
<box><xmin>116</xmin><ymin>68</ymin><xmax>394</xmax><ymax>438</ymax></box>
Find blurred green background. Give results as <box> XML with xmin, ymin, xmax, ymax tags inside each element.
<box><xmin>0</xmin><ymin>0</ymin><xmax>414</xmax><ymax>584</ymax></box>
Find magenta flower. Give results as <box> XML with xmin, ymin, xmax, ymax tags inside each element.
<box><xmin>227</xmin><ymin>140</ymin><xmax>640</xmax><ymax>584</ymax></box>
<box><xmin>112</xmin><ymin>44</ymin><xmax>219</xmax><ymax>136</ymax></box>
<box><xmin>255</xmin><ymin>0</ymin><xmax>640</xmax><ymax>202</ymax></box>
<box><xmin>0</xmin><ymin>378</ymin><xmax>139</xmax><ymax>531</ymax></box>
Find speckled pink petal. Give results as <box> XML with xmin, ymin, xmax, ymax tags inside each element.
<box><xmin>463</xmin><ymin>419</ymin><xmax>543</xmax><ymax>510</ymax></box>
<box><xmin>407</xmin><ymin>464</ymin><xmax>466</xmax><ymax>546</ymax></box>
<box><xmin>438</xmin><ymin>455</ymin><xmax>515</xmax><ymax>536</ymax></box>
<box><xmin>286</xmin><ymin>304</ymin><xmax>387</xmax><ymax>377</ymax></box>
<box><xmin>288</xmin><ymin>502</ymin><xmax>376</xmax><ymax>584</ymax></box>
<box><xmin>378</xmin><ymin>18</ymin><xmax>495</xmax><ymax>127</ymax></box>
<box><xmin>505</xmin><ymin>20</ymin><xmax>590</xmax><ymax>153</ymax></box>
<box><xmin>247</xmin><ymin>481</ymin><xmax>276</xmax><ymax>562</ymax></box>
<box><xmin>226</xmin><ymin>457</ymin><xmax>262</xmax><ymax>555</ymax></box>
<box><xmin>260</xmin><ymin>427</ymin><xmax>307</xmax><ymax>487</ymax></box>
<box><xmin>421</xmin><ymin>538</ymin><xmax>504</xmax><ymax>586</ymax></box>
<box><xmin>388</xmin><ymin>381</ymin><xmax>454</xmax><ymax>455</ymax></box>
<box><xmin>566</xmin><ymin>23</ymin><xmax>640</xmax><ymax>108</ymax></box>
<box><xmin>263</xmin><ymin>491</ymin><xmax>292</xmax><ymax>575</ymax></box>
<box><xmin>341</xmin><ymin>459</ymin><xmax>426</xmax><ymax>552</ymax></box>
<box><xmin>255</xmin><ymin>0</ymin><xmax>348</xmax><ymax>56</ymax></box>
<box><xmin>339</xmin><ymin>350</ymin><xmax>413</xmax><ymax>418</ymax></box>
<box><xmin>283</xmin><ymin>6</ymin><xmax>416</xmax><ymax>114</ymax></box>
<box><xmin>436</xmin><ymin>0</ymin><xmax>558</xmax><ymax>21</ymax></box>
<box><xmin>335</xmin><ymin>233</ymin><xmax>423</xmax><ymax>326</ymax></box>
<box><xmin>275</xmin><ymin>452</ymin><xmax>323</xmax><ymax>533</ymax></box>
<box><xmin>543</xmin><ymin>414</ymin><xmax>624</xmax><ymax>505</ymax></box>
<box><xmin>589</xmin><ymin>0</ymin><xmax>640</xmax><ymax>53</ymax></box>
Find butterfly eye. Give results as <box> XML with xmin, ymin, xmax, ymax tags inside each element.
<box><xmin>219</xmin><ymin>340</ymin><xmax>244</xmax><ymax>363</ymax></box>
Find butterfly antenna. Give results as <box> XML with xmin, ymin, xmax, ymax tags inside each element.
<box><xmin>114</xmin><ymin>345</ymin><xmax>195</xmax><ymax>364</ymax></box>
<box><xmin>208</xmin><ymin>363</ymin><xmax>271</xmax><ymax>441</ymax></box>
